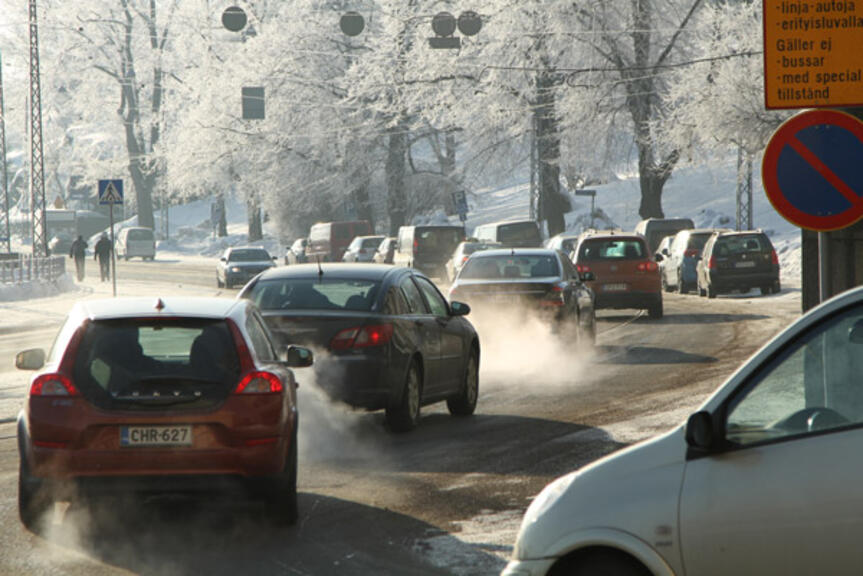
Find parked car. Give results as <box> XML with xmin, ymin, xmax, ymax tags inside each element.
<box><xmin>116</xmin><ymin>226</ymin><xmax>156</xmax><ymax>261</ymax></box>
<box><xmin>572</xmin><ymin>231</ymin><xmax>663</xmax><ymax>318</ymax></box>
<box><xmin>448</xmin><ymin>248</ymin><xmax>596</xmax><ymax>346</ymax></box>
<box><xmin>306</xmin><ymin>220</ymin><xmax>373</xmax><ymax>262</ymax></box>
<box><xmin>545</xmin><ymin>233</ymin><xmax>581</xmax><ymax>256</ymax></box>
<box><xmin>284</xmin><ymin>238</ymin><xmax>308</xmax><ymax>265</ymax></box>
<box><xmin>655</xmin><ymin>234</ymin><xmax>674</xmax><ymax>287</ymax></box>
<box><xmin>445</xmin><ymin>240</ymin><xmax>501</xmax><ymax>283</ymax></box>
<box><xmin>372</xmin><ymin>237</ymin><xmax>397</xmax><ymax>264</ymax></box>
<box><xmin>659</xmin><ymin>229</ymin><xmax>724</xmax><ymax>294</ymax></box>
<box><xmin>634</xmin><ymin>217</ymin><xmax>695</xmax><ymax>254</ymax></box>
<box><xmin>502</xmin><ymin>285</ymin><xmax>863</xmax><ymax>576</ymax></box>
<box><xmin>342</xmin><ymin>235</ymin><xmax>386</xmax><ymax>263</ymax></box>
<box><xmin>696</xmin><ymin>230</ymin><xmax>781</xmax><ymax>298</ymax></box>
<box><xmin>240</xmin><ymin>264</ymin><xmax>480</xmax><ymax>432</ymax></box>
<box><xmin>216</xmin><ymin>246</ymin><xmax>276</xmax><ymax>289</ymax></box>
<box><xmin>473</xmin><ymin>219</ymin><xmax>544</xmax><ymax>248</ymax></box>
<box><xmin>393</xmin><ymin>225</ymin><xmax>466</xmax><ymax>278</ymax></box>
<box><xmin>15</xmin><ymin>297</ymin><xmax>313</xmax><ymax>532</ymax></box>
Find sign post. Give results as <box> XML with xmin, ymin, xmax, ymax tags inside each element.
<box><xmin>98</xmin><ymin>179</ymin><xmax>123</xmax><ymax>297</ymax></box>
<box><xmin>452</xmin><ymin>190</ymin><xmax>468</xmax><ymax>222</ymax></box>
<box><xmin>575</xmin><ymin>189</ymin><xmax>597</xmax><ymax>228</ymax></box>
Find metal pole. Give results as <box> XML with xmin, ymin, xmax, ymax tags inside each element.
<box><xmin>28</xmin><ymin>0</ymin><xmax>47</xmax><ymax>257</ymax></box>
<box><xmin>818</xmin><ymin>231</ymin><xmax>829</xmax><ymax>303</ymax></box>
<box><xmin>110</xmin><ymin>202</ymin><xmax>117</xmax><ymax>297</ymax></box>
<box><xmin>0</xmin><ymin>50</ymin><xmax>10</xmax><ymax>254</ymax></box>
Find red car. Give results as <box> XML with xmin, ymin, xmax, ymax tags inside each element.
<box><xmin>15</xmin><ymin>297</ymin><xmax>312</xmax><ymax>531</ymax></box>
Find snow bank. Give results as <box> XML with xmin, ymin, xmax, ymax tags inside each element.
<box><xmin>0</xmin><ymin>273</ymin><xmax>77</xmax><ymax>302</ymax></box>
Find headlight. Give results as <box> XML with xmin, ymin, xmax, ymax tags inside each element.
<box><xmin>230</xmin><ymin>266</ymin><xmax>242</xmax><ymax>273</ymax></box>
<box><xmin>526</xmin><ymin>473</ymin><xmax>576</xmax><ymax>520</ymax></box>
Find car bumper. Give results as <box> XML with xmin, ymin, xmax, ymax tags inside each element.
<box><xmin>594</xmin><ymin>291</ymin><xmax>660</xmax><ymax>310</ymax></box>
<box><xmin>501</xmin><ymin>558</ymin><xmax>557</xmax><ymax>576</ymax></box>
<box><xmin>708</xmin><ymin>271</ymin><xmax>778</xmax><ymax>291</ymax></box>
<box><xmin>314</xmin><ymin>352</ymin><xmax>394</xmax><ymax>409</ymax></box>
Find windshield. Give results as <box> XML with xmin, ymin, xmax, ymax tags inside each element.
<box><xmin>229</xmin><ymin>249</ymin><xmax>271</xmax><ymax>262</ymax></box>
<box><xmin>497</xmin><ymin>223</ymin><xmax>542</xmax><ymax>246</ymax></box>
<box><xmin>248</xmin><ymin>278</ymin><xmax>381</xmax><ymax>311</ymax></box>
<box><xmin>416</xmin><ymin>229</ymin><xmax>465</xmax><ymax>252</ymax></box>
<box><xmin>578</xmin><ymin>239</ymin><xmax>646</xmax><ymax>261</ymax></box>
<box><xmin>460</xmin><ymin>255</ymin><xmax>560</xmax><ymax>279</ymax></box>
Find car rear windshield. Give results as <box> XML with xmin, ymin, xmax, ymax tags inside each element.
<box><xmin>497</xmin><ymin>222</ymin><xmax>542</xmax><ymax>246</ymax></box>
<box><xmin>460</xmin><ymin>255</ymin><xmax>560</xmax><ymax>279</ymax></box>
<box><xmin>248</xmin><ymin>278</ymin><xmax>381</xmax><ymax>311</ymax></box>
<box><xmin>578</xmin><ymin>238</ymin><xmax>646</xmax><ymax>261</ymax></box>
<box><xmin>362</xmin><ymin>237</ymin><xmax>383</xmax><ymax>249</ymax></box>
<box><xmin>714</xmin><ymin>235</ymin><xmax>771</xmax><ymax>256</ymax></box>
<box><xmin>127</xmin><ymin>228</ymin><xmax>153</xmax><ymax>241</ymax></box>
<box><xmin>229</xmin><ymin>249</ymin><xmax>271</xmax><ymax>262</ymax></box>
<box><xmin>416</xmin><ymin>228</ymin><xmax>464</xmax><ymax>252</ymax></box>
<box><xmin>687</xmin><ymin>233</ymin><xmax>713</xmax><ymax>251</ymax></box>
<box><xmin>72</xmin><ymin>319</ymin><xmax>240</xmax><ymax>408</ymax></box>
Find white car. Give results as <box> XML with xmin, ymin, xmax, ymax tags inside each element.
<box><xmin>504</xmin><ymin>285</ymin><xmax>863</xmax><ymax>576</ymax></box>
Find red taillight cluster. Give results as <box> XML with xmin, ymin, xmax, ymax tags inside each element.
<box><xmin>235</xmin><ymin>371</ymin><xmax>284</xmax><ymax>394</ymax></box>
<box><xmin>331</xmin><ymin>324</ymin><xmax>394</xmax><ymax>350</ymax></box>
<box><xmin>636</xmin><ymin>261</ymin><xmax>658</xmax><ymax>272</ymax></box>
<box><xmin>540</xmin><ymin>285</ymin><xmax>566</xmax><ymax>307</ymax></box>
<box><xmin>30</xmin><ymin>373</ymin><xmax>79</xmax><ymax>397</ymax></box>
<box><xmin>771</xmin><ymin>249</ymin><xmax>779</xmax><ymax>265</ymax></box>
<box><xmin>707</xmin><ymin>256</ymin><xmax>716</xmax><ymax>269</ymax></box>
<box><xmin>576</xmin><ymin>264</ymin><xmax>591</xmax><ymax>274</ymax></box>
<box><xmin>684</xmin><ymin>249</ymin><xmax>699</xmax><ymax>258</ymax></box>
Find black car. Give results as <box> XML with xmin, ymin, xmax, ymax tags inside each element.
<box><xmin>696</xmin><ymin>231</ymin><xmax>781</xmax><ymax>298</ymax></box>
<box><xmin>239</xmin><ymin>264</ymin><xmax>480</xmax><ymax>432</ymax></box>
<box><xmin>216</xmin><ymin>246</ymin><xmax>277</xmax><ymax>289</ymax></box>
<box><xmin>447</xmin><ymin>249</ymin><xmax>596</xmax><ymax>346</ymax></box>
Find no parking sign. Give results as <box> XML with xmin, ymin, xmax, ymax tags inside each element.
<box><xmin>762</xmin><ymin>110</ymin><xmax>863</xmax><ymax>231</ymax></box>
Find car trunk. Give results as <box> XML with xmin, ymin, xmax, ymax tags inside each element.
<box><xmin>262</xmin><ymin>310</ymin><xmax>381</xmax><ymax>350</ymax></box>
<box><xmin>712</xmin><ymin>249</ymin><xmax>774</xmax><ymax>277</ymax></box>
<box><xmin>453</xmin><ymin>279</ymin><xmax>560</xmax><ymax>305</ymax></box>
<box><xmin>584</xmin><ymin>259</ymin><xmax>646</xmax><ymax>294</ymax></box>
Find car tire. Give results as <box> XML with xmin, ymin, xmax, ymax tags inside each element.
<box><xmin>661</xmin><ymin>273</ymin><xmax>670</xmax><ymax>292</ymax></box>
<box><xmin>677</xmin><ymin>271</ymin><xmax>686</xmax><ymax>294</ymax></box>
<box><xmin>647</xmin><ymin>297</ymin><xmax>663</xmax><ymax>319</ymax></box>
<box><xmin>265</xmin><ymin>422</ymin><xmax>299</xmax><ymax>526</ymax></box>
<box><xmin>18</xmin><ymin>449</ymin><xmax>52</xmax><ymax>533</ymax></box>
<box><xmin>564</xmin><ymin>549</ymin><xmax>652</xmax><ymax>576</ymax></box>
<box><xmin>697</xmin><ymin>279</ymin><xmax>706</xmax><ymax>297</ymax></box>
<box><xmin>760</xmin><ymin>285</ymin><xmax>771</xmax><ymax>296</ymax></box>
<box><xmin>447</xmin><ymin>348</ymin><xmax>479</xmax><ymax>417</ymax></box>
<box><xmin>773</xmin><ymin>280</ymin><xmax>781</xmax><ymax>294</ymax></box>
<box><xmin>707</xmin><ymin>283</ymin><xmax>717</xmax><ymax>299</ymax></box>
<box><xmin>387</xmin><ymin>360</ymin><xmax>422</xmax><ymax>433</ymax></box>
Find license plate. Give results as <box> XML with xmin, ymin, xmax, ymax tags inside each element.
<box><xmin>603</xmin><ymin>283</ymin><xmax>628</xmax><ymax>292</ymax></box>
<box><xmin>120</xmin><ymin>425</ymin><xmax>192</xmax><ymax>447</ymax></box>
<box><xmin>735</xmin><ymin>261</ymin><xmax>756</xmax><ymax>268</ymax></box>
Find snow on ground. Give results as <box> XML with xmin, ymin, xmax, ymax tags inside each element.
<box><xmin>0</xmin><ymin>273</ymin><xmax>76</xmax><ymax>302</ymax></box>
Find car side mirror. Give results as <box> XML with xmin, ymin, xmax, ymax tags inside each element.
<box><xmin>16</xmin><ymin>348</ymin><xmax>46</xmax><ymax>371</ymax></box>
<box><xmin>661</xmin><ymin>248</ymin><xmax>669</xmax><ymax>256</ymax></box>
<box><xmin>450</xmin><ymin>301</ymin><xmax>471</xmax><ymax>317</ymax></box>
<box><xmin>220</xmin><ymin>257</ymin><xmax>227</xmax><ymax>262</ymax></box>
<box><xmin>685</xmin><ymin>411</ymin><xmax>716</xmax><ymax>452</ymax></box>
<box><xmin>580</xmin><ymin>271</ymin><xmax>595</xmax><ymax>282</ymax></box>
<box><xmin>285</xmin><ymin>345</ymin><xmax>314</xmax><ymax>368</ymax></box>
<box><xmin>272</xmin><ymin>256</ymin><xmax>277</xmax><ymax>261</ymax></box>
<box><xmin>654</xmin><ymin>253</ymin><xmax>664</xmax><ymax>262</ymax></box>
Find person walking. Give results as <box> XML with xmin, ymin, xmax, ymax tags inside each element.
<box><xmin>69</xmin><ymin>235</ymin><xmax>87</xmax><ymax>281</ymax></box>
<box><xmin>94</xmin><ymin>232</ymin><xmax>112</xmax><ymax>282</ymax></box>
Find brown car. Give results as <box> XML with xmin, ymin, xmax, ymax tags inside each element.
<box><xmin>572</xmin><ymin>232</ymin><xmax>663</xmax><ymax>318</ymax></box>
<box><xmin>15</xmin><ymin>297</ymin><xmax>313</xmax><ymax>531</ymax></box>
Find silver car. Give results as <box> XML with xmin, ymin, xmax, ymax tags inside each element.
<box><xmin>342</xmin><ymin>235</ymin><xmax>386</xmax><ymax>263</ymax></box>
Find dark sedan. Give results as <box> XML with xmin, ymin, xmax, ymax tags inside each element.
<box><xmin>239</xmin><ymin>264</ymin><xmax>480</xmax><ymax>432</ymax></box>
<box><xmin>447</xmin><ymin>248</ymin><xmax>596</xmax><ymax>346</ymax></box>
<box><xmin>217</xmin><ymin>247</ymin><xmax>277</xmax><ymax>289</ymax></box>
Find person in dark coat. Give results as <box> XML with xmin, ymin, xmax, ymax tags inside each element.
<box><xmin>94</xmin><ymin>233</ymin><xmax>112</xmax><ymax>282</ymax></box>
<box><xmin>69</xmin><ymin>235</ymin><xmax>87</xmax><ymax>281</ymax></box>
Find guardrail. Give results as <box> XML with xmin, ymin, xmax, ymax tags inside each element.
<box><xmin>0</xmin><ymin>254</ymin><xmax>67</xmax><ymax>284</ymax></box>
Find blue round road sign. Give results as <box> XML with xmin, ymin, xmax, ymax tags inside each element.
<box><xmin>762</xmin><ymin>110</ymin><xmax>863</xmax><ymax>231</ymax></box>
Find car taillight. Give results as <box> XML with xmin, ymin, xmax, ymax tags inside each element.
<box><xmin>707</xmin><ymin>256</ymin><xmax>716</xmax><ymax>269</ymax></box>
<box><xmin>235</xmin><ymin>371</ymin><xmax>283</xmax><ymax>394</ymax></box>
<box><xmin>636</xmin><ymin>261</ymin><xmax>658</xmax><ymax>272</ymax></box>
<box><xmin>331</xmin><ymin>324</ymin><xmax>394</xmax><ymax>350</ymax></box>
<box><xmin>541</xmin><ymin>285</ymin><xmax>566</xmax><ymax>307</ymax></box>
<box><xmin>576</xmin><ymin>264</ymin><xmax>591</xmax><ymax>274</ymax></box>
<box><xmin>461</xmin><ymin>255</ymin><xmax>469</xmax><ymax>263</ymax></box>
<box><xmin>684</xmin><ymin>249</ymin><xmax>699</xmax><ymax>258</ymax></box>
<box><xmin>30</xmin><ymin>373</ymin><xmax>79</xmax><ymax>397</ymax></box>
<box><xmin>413</xmin><ymin>239</ymin><xmax>419</xmax><ymax>250</ymax></box>
<box><xmin>771</xmin><ymin>249</ymin><xmax>779</xmax><ymax>265</ymax></box>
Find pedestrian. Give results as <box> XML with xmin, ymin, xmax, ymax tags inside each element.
<box><xmin>69</xmin><ymin>235</ymin><xmax>87</xmax><ymax>281</ymax></box>
<box><xmin>94</xmin><ymin>232</ymin><xmax>112</xmax><ymax>282</ymax></box>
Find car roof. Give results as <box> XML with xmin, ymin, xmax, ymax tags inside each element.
<box><xmin>579</xmin><ymin>232</ymin><xmax>644</xmax><ymax>241</ymax></box>
<box><xmin>72</xmin><ymin>297</ymin><xmax>245</xmax><ymax>321</ymax></box>
<box><xmin>355</xmin><ymin>235</ymin><xmax>385</xmax><ymax>240</ymax></box>
<box><xmin>255</xmin><ymin>263</ymin><xmax>401</xmax><ymax>281</ymax></box>
<box><xmin>469</xmin><ymin>248</ymin><xmax>560</xmax><ymax>258</ymax></box>
<box><xmin>714</xmin><ymin>230</ymin><xmax>767</xmax><ymax>237</ymax></box>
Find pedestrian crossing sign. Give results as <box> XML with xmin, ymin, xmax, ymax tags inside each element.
<box><xmin>98</xmin><ymin>179</ymin><xmax>124</xmax><ymax>205</ymax></box>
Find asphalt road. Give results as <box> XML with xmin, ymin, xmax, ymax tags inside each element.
<box><xmin>0</xmin><ymin>266</ymin><xmax>802</xmax><ymax>575</ymax></box>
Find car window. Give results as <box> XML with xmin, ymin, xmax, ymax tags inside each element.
<box><xmin>578</xmin><ymin>239</ymin><xmax>646</xmax><ymax>261</ymax></box>
<box><xmin>460</xmin><ymin>255</ymin><xmax>560</xmax><ymax>279</ymax></box>
<box><xmin>382</xmin><ymin>285</ymin><xmax>410</xmax><ymax>315</ymax></box>
<box><xmin>362</xmin><ymin>238</ymin><xmax>383</xmax><ymax>249</ymax></box>
<box><xmin>248</xmin><ymin>278</ymin><xmax>381</xmax><ymax>311</ymax></box>
<box><xmin>348</xmin><ymin>237</ymin><xmax>362</xmax><ymax>250</ymax></box>
<box><xmin>726</xmin><ymin>304</ymin><xmax>863</xmax><ymax>447</ymax></box>
<box><xmin>246</xmin><ymin>314</ymin><xmax>277</xmax><ymax>363</ymax></box>
<box><xmin>400</xmin><ymin>277</ymin><xmax>428</xmax><ymax>314</ymax></box>
<box><xmin>127</xmin><ymin>229</ymin><xmax>153</xmax><ymax>241</ymax></box>
<box><xmin>229</xmin><ymin>249</ymin><xmax>271</xmax><ymax>262</ymax></box>
<box><xmin>715</xmin><ymin>235</ymin><xmax>771</xmax><ymax>256</ymax></box>
<box><xmin>497</xmin><ymin>222</ymin><xmax>541</xmax><ymax>245</ymax></box>
<box><xmin>415</xmin><ymin>276</ymin><xmax>448</xmax><ymax>318</ymax></box>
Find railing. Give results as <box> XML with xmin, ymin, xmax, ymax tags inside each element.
<box><xmin>0</xmin><ymin>254</ymin><xmax>66</xmax><ymax>284</ymax></box>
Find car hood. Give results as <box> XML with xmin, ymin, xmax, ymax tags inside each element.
<box><xmin>514</xmin><ymin>427</ymin><xmax>687</xmax><ymax>572</ymax></box>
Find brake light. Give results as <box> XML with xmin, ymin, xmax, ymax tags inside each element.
<box><xmin>707</xmin><ymin>256</ymin><xmax>716</xmax><ymax>269</ymax></box>
<box><xmin>540</xmin><ymin>285</ymin><xmax>566</xmax><ymax>307</ymax></box>
<box><xmin>413</xmin><ymin>239</ymin><xmax>418</xmax><ymax>250</ymax></box>
<box><xmin>684</xmin><ymin>249</ymin><xmax>699</xmax><ymax>258</ymax></box>
<box><xmin>771</xmin><ymin>249</ymin><xmax>779</xmax><ymax>265</ymax></box>
<box><xmin>576</xmin><ymin>264</ymin><xmax>591</xmax><ymax>274</ymax></box>
<box><xmin>235</xmin><ymin>371</ymin><xmax>283</xmax><ymax>394</ymax></box>
<box><xmin>330</xmin><ymin>324</ymin><xmax>394</xmax><ymax>350</ymax></box>
<box><xmin>636</xmin><ymin>261</ymin><xmax>658</xmax><ymax>272</ymax></box>
<box><xmin>461</xmin><ymin>255</ymin><xmax>469</xmax><ymax>264</ymax></box>
<box><xmin>30</xmin><ymin>373</ymin><xmax>79</xmax><ymax>397</ymax></box>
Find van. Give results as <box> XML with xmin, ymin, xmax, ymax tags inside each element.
<box><xmin>634</xmin><ymin>217</ymin><xmax>695</xmax><ymax>253</ymax></box>
<box><xmin>306</xmin><ymin>220</ymin><xmax>373</xmax><ymax>262</ymax></box>
<box><xmin>473</xmin><ymin>219</ymin><xmax>543</xmax><ymax>248</ymax></box>
<box><xmin>393</xmin><ymin>225</ymin><xmax>466</xmax><ymax>278</ymax></box>
<box><xmin>116</xmin><ymin>227</ymin><xmax>156</xmax><ymax>261</ymax></box>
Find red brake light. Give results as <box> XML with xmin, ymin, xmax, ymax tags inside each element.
<box><xmin>235</xmin><ymin>371</ymin><xmax>283</xmax><ymax>394</ymax></box>
<box><xmin>461</xmin><ymin>255</ymin><xmax>469</xmax><ymax>263</ymax></box>
<box><xmin>684</xmin><ymin>249</ymin><xmax>699</xmax><ymax>258</ymax></box>
<box><xmin>413</xmin><ymin>239</ymin><xmax>419</xmax><ymax>250</ymax></box>
<box><xmin>30</xmin><ymin>373</ymin><xmax>79</xmax><ymax>397</ymax></box>
<box><xmin>771</xmin><ymin>249</ymin><xmax>779</xmax><ymax>265</ymax></box>
<box><xmin>707</xmin><ymin>256</ymin><xmax>716</xmax><ymax>269</ymax></box>
<box><xmin>636</xmin><ymin>261</ymin><xmax>658</xmax><ymax>272</ymax></box>
<box><xmin>576</xmin><ymin>264</ymin><xmax>591</xmax><ymax>274</ymax></box>
<box><xmin>330</xmin><ymin>324</ymin><xmax>393</xmax><ymax>350</ymax></box>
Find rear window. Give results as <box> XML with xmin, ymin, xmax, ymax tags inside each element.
<box><xmin>687</xmin><ymin>233</ymin><xmax>713</xmax><ymax>251</ymax></box>
<box><xmin>248</xmin><ymin>278</ymin><xmax>381</xmax><ymax>311</ymax></box>
<box><xmin>362</xmin><ymin>238</ymin><xmax>383</xmax><ymax>249</ymax></box>
<box><xmin>72</xmin><ymin>319</ymin><xmax>240</xmax><ymax>404</ymax></box>
<box><xmin>229</xmin><ymin>249</ymin><xmax>271</xmax><ymax>262</ymax></box>
<box><xmin>127</xmin><ymin>228</ymin><xmax>153</xmax><ymax>241</ymax></box>
<box><xmin>460</xmin><ymin>255</ymin><xmax>560</xmax><ymax>279</ymax></box>
<box><xmin>578</xmin><ymin>238</ymin><xmax>646</xmax><ymax>261</ymax></box>
<box><xmin>416</xmin><ymin>228</ymin><xmax>464</xmax><ymax>252</ymax></box>
<box><xmin>497</xmin><ymin>222</ymin><xmax>542</xmax><ymax>246</ymax></box>
<box><xmin>714</xmin><ymin>235</ymin><xmax>771</xmax><ymax>256</ymax></box>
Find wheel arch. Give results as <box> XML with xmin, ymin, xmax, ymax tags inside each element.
<box><xmin>545</xmin><ymin>529</ymin><xmax>676</xmax><ymax>576</ymax></box>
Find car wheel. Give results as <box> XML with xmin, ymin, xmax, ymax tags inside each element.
<box><xmin>661</xmin><ymin>273</ymin><xmax>670</xmax><ymax>292</ymax></box>
<box><xmin>697</xmin><ymin>278</ymin><xmax>705</xmax><ymax>297</ymax></box>
<box><xmin>564</xmin><ymin>549</ymin><xmax>652</xmax><ymax>576</ymax></box>
<box><xmin>773</xmin><ymin>280</ymin><xmax>781</xmax><ymax>294</ymax></box>
<box><xmin>647</xmin><ymin>297</ymin><xmax>663</xmax><ymax>319</ymax></box>
<box><xmin>677</xmin><ymin>271</ymin><xmax>686</xmax><ymax>294</ymax></box>
<box><xmin>265</xmin><ymin>422</ymin><xmax>299</xmax><ymax>526</ymax></box>
<box><xmin>760</xmin><ymin>285</ymin><xmax>772</xmax><ymax>296</ymax></box>
<box><xmin>18</xmin><ymin>449</ymin><xmax>52</xmax><ymax>533</ymax></box>
<box><xmin>387</xmin><ymin>360</ymin><xmax>422</xmax><ymax>433</ymax></box>
<box><xmin>216</xmin><ymin>274</ymin><xmax>223</xmax><ymax>288</ymax></box>
<box><xmin>447</xmin><ymin>348</ymin><xmax>479</xmax><ymax>417</ymax></box>
<box><xmin>707</xmin><ymin>283</ymin><xmax>717</xmax><ymax>299</ymax></box>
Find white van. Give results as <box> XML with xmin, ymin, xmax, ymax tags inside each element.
<box><xmin>117</xmin><ymin>227</ymin><xmax>156</xmax><ymax>261</ymax></box>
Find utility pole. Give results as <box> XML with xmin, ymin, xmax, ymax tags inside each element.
<box><xmin>735</xmin><ymin>145</ymin><xmax>753</xmax><ymax>231</ymax></box>
<box><xmin>28</xmin><ymin>0</ymin><xmax>48</xmax><ymax>257</ymax></box>
<box><xmin>0</xmin><ymin>50</ymin><xmax>10</xmax><ymax>253</ymax></box>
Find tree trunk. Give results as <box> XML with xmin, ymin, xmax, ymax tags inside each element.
<box><xmin>248</xmin><ymin>193</ymin><xmax>262</xmax><ymax>241</ymax></box>
<box><xmin>217</xmin><ymin>193</ymin><xmax>227</xmax><ymax>237</ymax></box>
<box><xmin>386</xmin><ymin>127</ymin><xmax>407</xmax><ymax>235</ymax></box>
<box><xmin>354</xmin><ymin>183</ymin><xmax>374</xmax><ymax>230</ymax></box>
<box><xmin>535</xmin><ymin>71</ymin><xmax>566</xmax><ymax>237</ymax></box>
